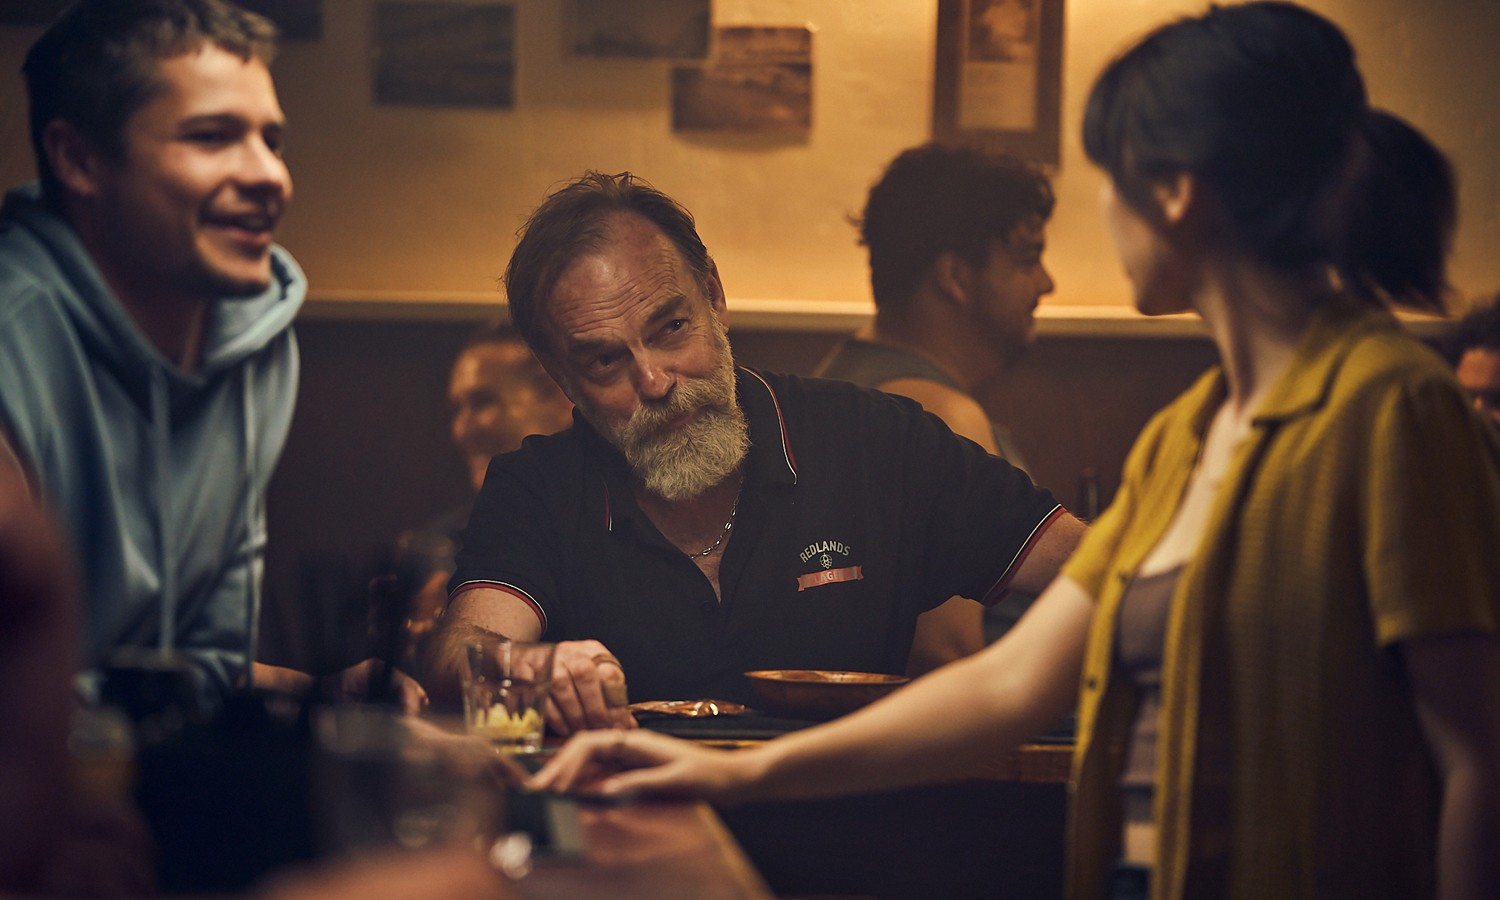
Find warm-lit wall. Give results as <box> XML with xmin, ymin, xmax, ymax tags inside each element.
<box><xmin>1</xmin><ymin>0</ymin><xmax>1497</xmax><ymax>317</ymax></box>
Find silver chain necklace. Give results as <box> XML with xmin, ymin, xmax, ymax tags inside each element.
<box><xmin>686</xmin><ymin>492</ymin><xmax>740</xmax><ymax>559</ymax></box>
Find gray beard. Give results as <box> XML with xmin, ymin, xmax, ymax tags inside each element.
<box><xmin>623</xmin><ymin>392</ymin><xmax>749</xmax><ymax>501</ymax></box>
<box><xmin>577</xmin><ymin>325</ymin><xmax>749</xmax><ymax>502</ymax></box>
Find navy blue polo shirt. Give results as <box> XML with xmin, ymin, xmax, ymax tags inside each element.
<box><xmin>451</xmin><ymin>368</ymin><xmax>1063</xmax><ymax>704</ymax></box>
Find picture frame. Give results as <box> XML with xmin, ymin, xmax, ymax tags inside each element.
<box><xmin>240</xmin><ymin>0</ymin><xmax>324</xmax><ymax>41</ymax></box>
<box><xmin>672</xmin><ymin>25</ymin><xmax>813</xmax><ymax>135</ymax></box>
<box><xmin>571</xmin><ymin>0</ymin><xmax>711</xmax><ymax>60</ymax></box>
<box><xmin>372</xmin><ymin>2</ymin><xmax>516</xmax><ymax>109</ymax></box>
<box><xmin>932</xmin><ymin>0</ymin><xmax>1064</xmax><ymax>167</ymax></box>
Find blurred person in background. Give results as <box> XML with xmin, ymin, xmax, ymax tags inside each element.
<box><xmin>380</xmin><ymin>323</ymin><xmax>572</xmax><ymax>667</ymax></box>
<box><xmin>819</xmin><ymin>143</ymin><xmax>1052</xmax><ymax>471</ymax></box>
<box><xmin>451</xmin><ymin>321</ymin><xmax>575</xmax><ymax>499</ymax></box>
<box><xmin>816</xmin><ymin>141</ymin><xmax>1058</xmax><ymax>656</ymax></box>
<box><xmin>1446</xmin><ymin>294</ymin><xmax>1500</xmax><ymax>433</ymax></box>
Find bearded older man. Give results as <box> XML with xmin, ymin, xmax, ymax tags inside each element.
<box><xmin>423</xmin><ymin>172</ymin><xmax>1086</xmax><ymax>735</ymax></box>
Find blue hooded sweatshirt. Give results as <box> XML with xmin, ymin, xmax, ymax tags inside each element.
<box><xmin>0</xmin><ymin>183</ymin><xmax>305</xmax><ymax>709</ymax></box>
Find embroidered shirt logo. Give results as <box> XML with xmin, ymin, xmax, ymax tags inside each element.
<box><xmin>799</xmin><ymin>540</ymin><xmax>850</xmax><ymax>563</ymax></box>
<box><xmin>796</xmin><ymin>540</ymin><xmax>862</xmax><ymax>591</ymax></box>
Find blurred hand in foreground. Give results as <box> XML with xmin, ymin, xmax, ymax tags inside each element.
<box><xmin>32</xmin><ymin>787</ymin><xmax>155</xmax><ymax>899</ymax></box>
<box><xmin>2</xmin><ymin>452</ymin><xmax>155</xmax><ymax>898</ymax></box>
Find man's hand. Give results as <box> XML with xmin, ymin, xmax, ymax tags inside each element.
<box><xmin>322</xmin><ymin>659</ymin><xmax>430</xmax><ymax>716</ymax></box>
<box><xmin>544</xmin><ymin>640</ymin><xmax>636</xmax><ymax>736</ymax></box>
<box><xmin>421</xmin><ymin>588</ymin><xmax>632</xmax><ymax>733</ymax></box>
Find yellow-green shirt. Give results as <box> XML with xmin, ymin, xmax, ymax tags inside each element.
<box><xmin>1062</xmin><ymin>299</ymin><xmax>1500</xmax><ymax>900</ymax></box>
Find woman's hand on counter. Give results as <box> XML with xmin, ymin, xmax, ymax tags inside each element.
<box><xmin>529</xmin><ymin>727</ymin><xmax>764</xmax><ymax>805</ymax></box>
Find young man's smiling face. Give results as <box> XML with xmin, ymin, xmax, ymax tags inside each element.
<box><xmin>82</xmin><ymin>43</ymin><xmax>291</xmax><ymax>307</ymax></box>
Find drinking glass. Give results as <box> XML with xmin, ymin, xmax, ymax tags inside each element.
<box><xmin>461</xmin><ymin>639</ymin><xmax>556</xmax><ymax>753</ymax></box>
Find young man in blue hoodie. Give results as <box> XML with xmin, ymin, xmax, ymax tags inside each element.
<box><xmin>0</xmin><ymin>0</ymin><xmax>424</xmax><ymax>715</ymax></box>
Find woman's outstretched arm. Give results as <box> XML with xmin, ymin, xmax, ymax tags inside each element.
<box><xmin>531</xmin><ymin>575</ymin><xmax>1094</xmax><ymax>805</ymax></box>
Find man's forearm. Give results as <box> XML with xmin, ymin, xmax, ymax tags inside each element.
<box><xmin>422</xmin><ymin>586</ymin><xmax>548</xmax><ymax>708</ymax></box>
<box><xmin>420</xmin><ymin>619</ymin><xmax>506</xmax><ymax>709</ymax></box>
<box><xmin>249</xmin><ymin>662</ymin><xmax>315</xmax><ymax>696</ymax></box>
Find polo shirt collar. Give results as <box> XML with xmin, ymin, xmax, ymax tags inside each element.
<box><xmin>579</xmin><ymin>366</ymin><xmax>799</xmax><ymax>533</ymax></box>
<box><xmin>736</xmin><ymin>366</ymin><xmax>799</xmax><ymax>487</ymax></box>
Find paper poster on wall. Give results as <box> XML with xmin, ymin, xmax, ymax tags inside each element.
<box><xmin>572</xmin><ymin>0</ymin><xmax>710</xmax><ymax>59</ymax></box>
<box><xmin>671</xmin><ymin>25</ymin><xmax>812</xmax><ymax>135</ymax></box>
<box><xmin>933</xmin><ymin>0</ymin><xmax>1063</xmax><ymax>166</ymax></box>
<box><xmin>373</xmin><ymin>3</ymin><xmax>515</xmax><ymax>109</ymax></box>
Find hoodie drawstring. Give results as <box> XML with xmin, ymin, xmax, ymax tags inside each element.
<box><xmin>151</xmin><ymin>369</ymin><xmax>177</xmax><ymax>653</ymax></box>
<box><xmin>241</xmin><ymin>363</ymin><xmax>262</xmax><ymax>691</ymax></box>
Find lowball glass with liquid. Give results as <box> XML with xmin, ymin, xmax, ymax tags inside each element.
<box><xmin>462</xmin><ymin>638</ymin><xmax>555</xmax><ymax>753</ymax></box>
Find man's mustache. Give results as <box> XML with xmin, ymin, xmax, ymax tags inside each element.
<box><xmin>621</xmin><ymin>379</ymin><xmax>726</xmax><ymax>443</ymax></box>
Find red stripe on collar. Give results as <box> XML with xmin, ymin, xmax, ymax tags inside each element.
<box><xmin>743</xmin><ymin>368</ymin><xmax>798</xmax><ymax>483</ymax></box>
<box><xmin>602</xmin><ymin>475</ymin><xmax>612</xmax><ymax>531</ymax></box>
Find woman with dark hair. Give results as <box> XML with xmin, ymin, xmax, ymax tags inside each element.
<box><xmin>533</xmin><ymin>5</ymin><xmax>1500</xmax><ymax>897</ymax></box>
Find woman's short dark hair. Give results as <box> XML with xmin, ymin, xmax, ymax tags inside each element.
<box><xmin>1082</xmin><ymin>1</ymin><xmax>1453</xmax><ymax>311</ymax></box>
<box><xmin>857</xmin><ymin>142</ymin><xmax>1054</xmax><ymax>312</ymax></box>
<box><xmin>504</xmin><ymin>171</ymin><xmax>715</xmax><ymax>351</ymax></box>
<box><xmin>23</xmin><ymin>0</ymin><xmax>278</xmax><ymax>207</ymax></box>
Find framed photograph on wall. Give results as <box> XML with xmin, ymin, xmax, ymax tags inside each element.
<box><xmin>240</xmin><ymin>0</ymin><xmax>323</xmax><ymax>40</ymax></box>
<box><xmin>571</xmin><ymin>0</ymin><xmax>710</xmax><ymax>59</ymax></box>
<box><xmin>672</xmin><ymin>25</ymin><xmax>812</xmax><ymax>135</ymax></box>
<box><xmin>373</xmin><ymin>2</ymin><xmax>515</xmax><ymax>109</ymax></box>
<box><xmin>932</xmin><ymin>0</ymin><xmax>1064</xmax><ymax>166</ymax></box>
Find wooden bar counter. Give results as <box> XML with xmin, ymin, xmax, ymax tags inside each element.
<box><xmin>663</xmin><ymin>733</ymin><xmax>1076</xmax><ymax>899</ymax></box>
<box><xmin>512</xmin><ymin>728</ymin><xmax>1070</xmax><ymax>899</ymax></box>
<box><xmin>520</xmin><ymin>798</ymin><xmax>772</xmax><ymax>900</ymax></box>
<box><xmin>965</xmin><ymin>740</ymin><xmax>1075</xmax><ymax>784</ymax></box>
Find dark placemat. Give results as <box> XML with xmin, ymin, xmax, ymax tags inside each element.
<box><xmin>640</xmin><ymin>710</ymin><xmax>1077</xmax><ymax>743</ymax></box>
<box><xmin>637</xmin><ymin>710</ymin><xmax>820</xmax><ymax>741</ymax></box>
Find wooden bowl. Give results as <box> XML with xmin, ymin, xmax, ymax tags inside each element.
<box><xmin>743</xmin><ymin>669</ymin><xmax>910</xmax><ymax>720</ymax></box>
